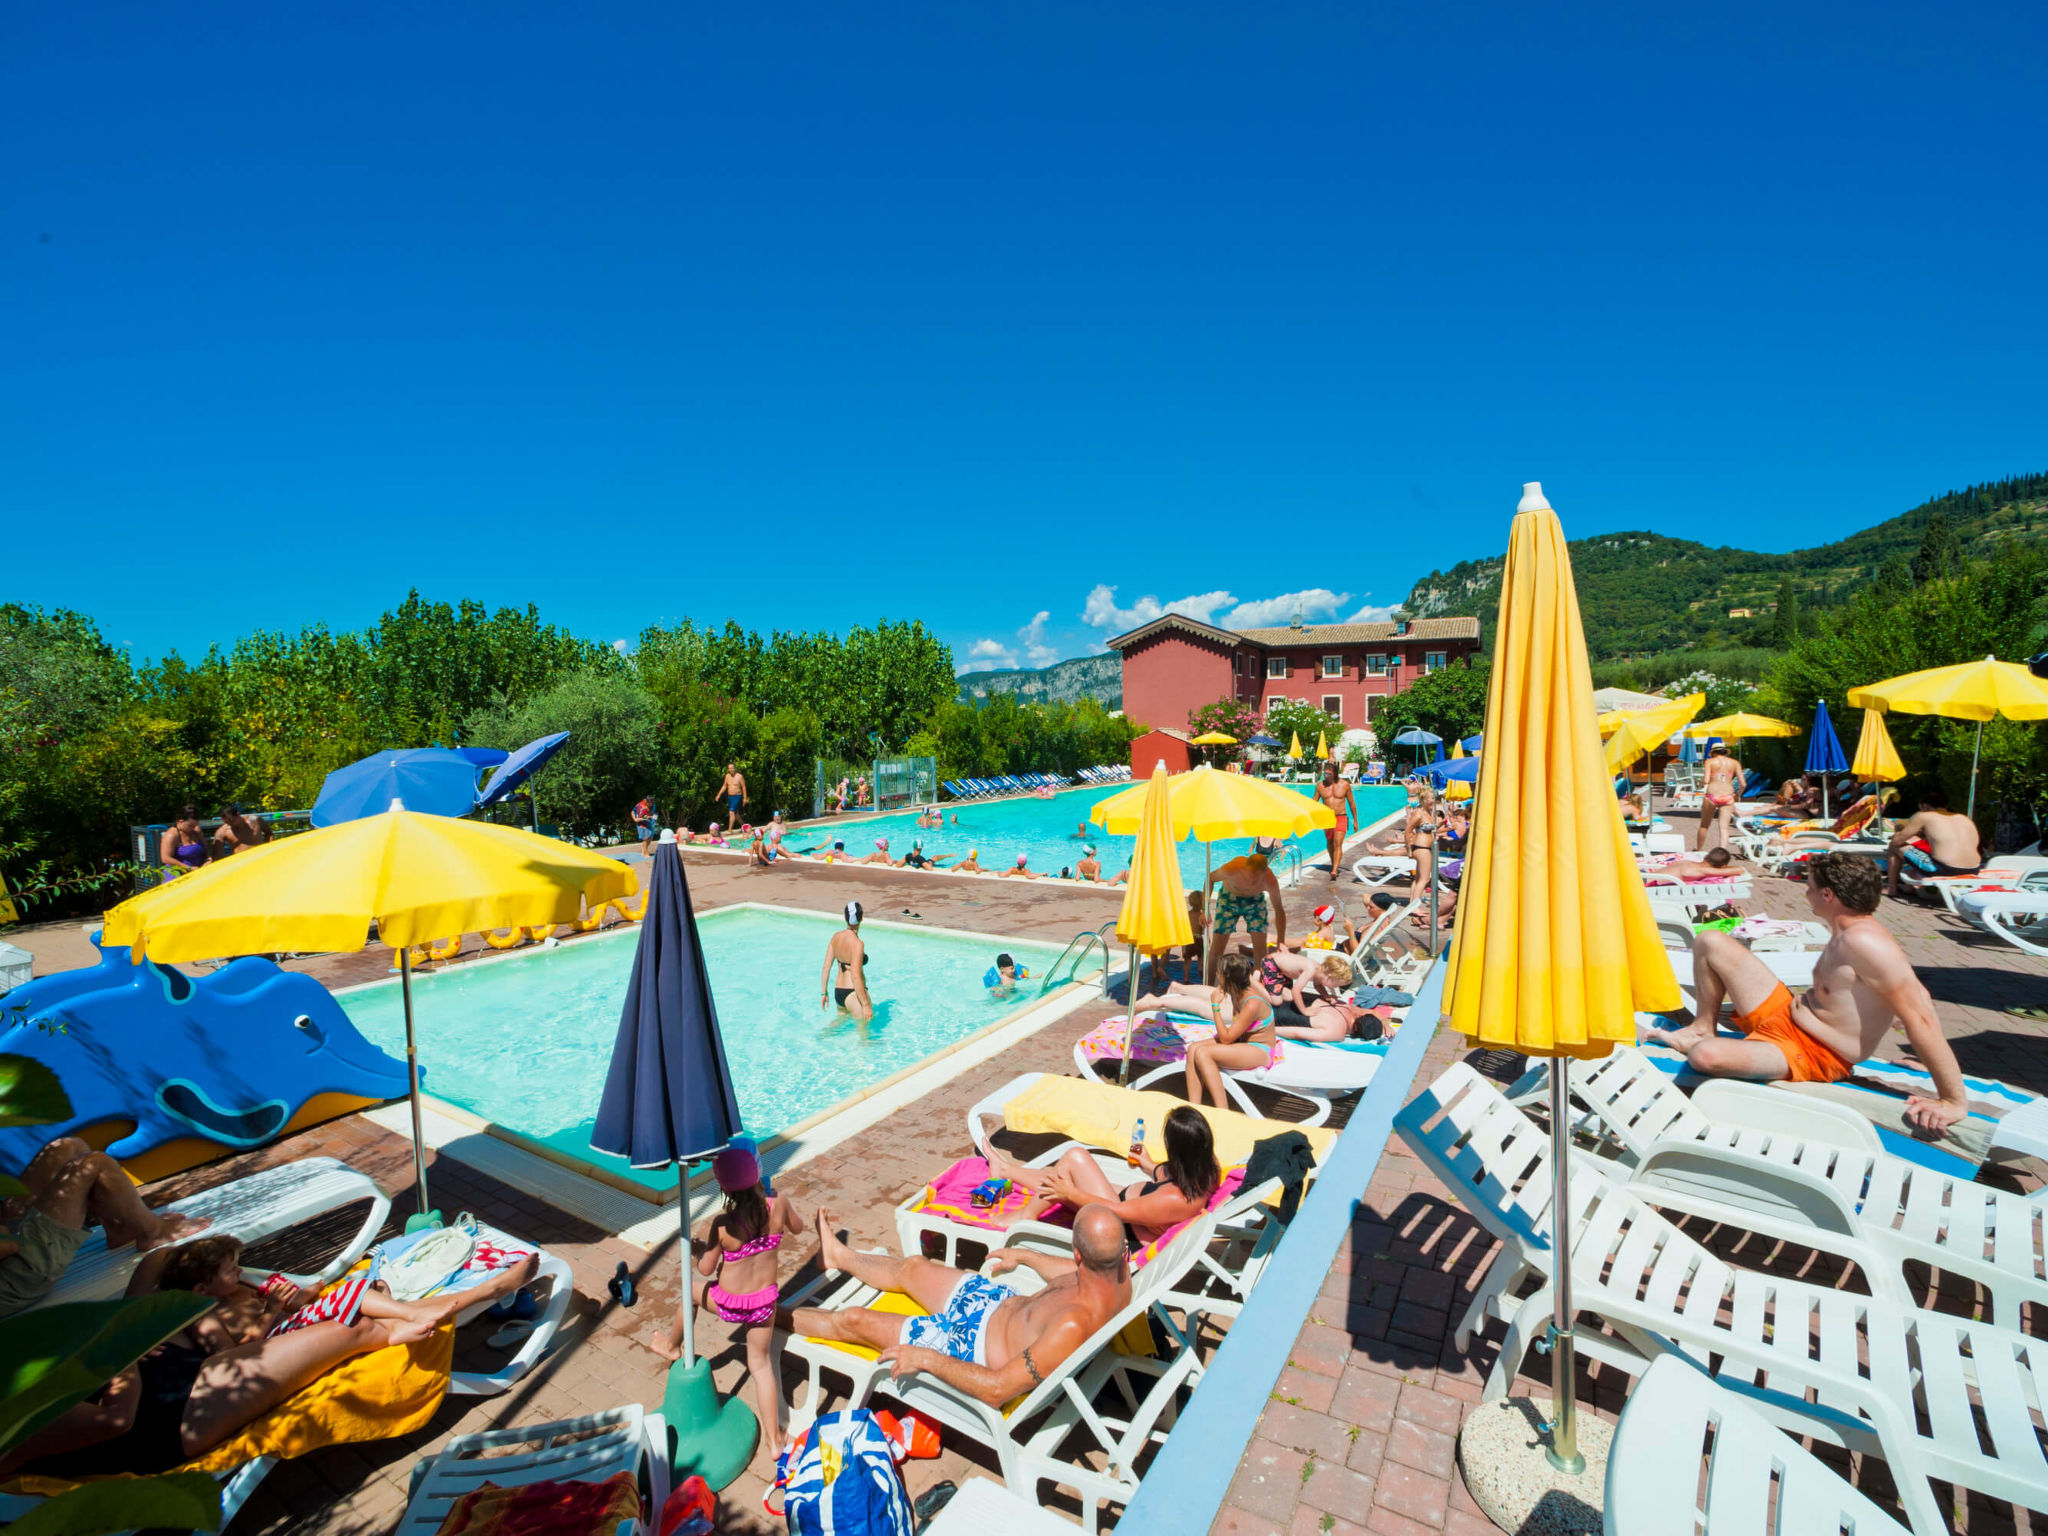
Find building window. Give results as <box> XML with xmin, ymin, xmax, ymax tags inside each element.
<box><xmin>1265</xmin><ymin>694</ymin><xmax>1286</xmax><ymax>714</ymax></box>
<box><xmin>1266</xmin><ymin>656</ymin><xmax>1288</xmax><ymax>679</ymax></box>
<box><xmin>1366</xmin><ymin>654</ymin><xmax>1388</xmax><ymax>675</ymax></box>
<box><xmin>1320</xmin><ymin>654</ymin><xmax>1343</xmax><ymax>678</ymax></box>
<box><xmin>1425</xmin><ymin>650</ymin><xmax>1447</xmax><ymax>672</ymax></box>
<box><xmin>1321</xmin><ymin>695</ymin><xmax>1343</xmax><ymax>720</ymax></box>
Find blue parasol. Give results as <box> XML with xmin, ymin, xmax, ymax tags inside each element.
<box><xmin>1460</xmin><ymin>733</ymin><xmax>1484</xmax><ymax>752</ymax></box>
<box><xmin>478</xmin><ymin>731</ymin><xmax>572</xmax><ymax>830</ymax></box>
<box><xmin>1806</xmin><ymin>700</ymin><xmax>1850</xmax><ymax>819</ymax></box>
<box><xmin>1422</xmin><ymin>755</ymin><xmax>1481</xmax><ymax>786</ymax></box>
<box><xmin>311</xmin><ymin>748</ymin><xmax>494</xmax><ymax>827</ymax></box>
<box><xmin>1391</xmin><ymin>728</ymin><xmax>1441</xmax><ymax>745</ymax></box>
<box><xmin>591</xmin><ymin>839</ymin><xmax>753</xmax><ymax>1480</ymax></box>
<box><xmin>1245</xmin><ymin>733</ymin><xmax>1285</xmax><ymax>748</ymax></box>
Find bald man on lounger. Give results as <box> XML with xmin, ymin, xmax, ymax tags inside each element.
<box><xmin>791</xmin><ymin>1205</ymin><xmax>1131</xmax><ymax>1406</ymax></box>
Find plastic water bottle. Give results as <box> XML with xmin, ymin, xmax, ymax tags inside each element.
<box><xmin>1130</xmin><ymin>1116</ymin><xmax>1146</xmax><ymax>1165</ymax></box>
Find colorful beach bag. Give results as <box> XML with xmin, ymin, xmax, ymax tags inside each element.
<box><xmin>782</xmin><ymin>1410</ymin><xmax>914</xmax><ymax>1536</ymax></box>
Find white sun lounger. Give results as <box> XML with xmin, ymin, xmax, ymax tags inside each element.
<box><xmin>35</xmin><ymin>1155</ymin><xmax>390</xmax><ymax>1309</ymax></box>
<box><xmin>922</xmin><ymin>1476</ymin><xmax>1086</xmax><ymax>1535</ymax></box>
<box><xmin>1959</xmin><ymin>886</ymin><xmax>2048</xmax><ymax>957</ymax></box>
<box><xmin>1606</xmin><ymin>1356</ymin><xmax>1911</xmax><ymax>1536</ymax></box>
<box><xmin>1506</xmin><ymin>1044</ymin><xmax>2048</xmax><ymax>1327</ymax></box>
<box><xmin>1072</xmin><ymin>1014</ymin><xmax>1382</xmax><ymax>1126</ymax></box>
<box><xmin>1351</xmin><ymin>855</ymin><xmax>1415</xmax><ymax>886</ymax></box>
<box><xmin>1397</xmin><ymin>1064</ymin><xmax>2040</xmax><ymax>1535</ymax></box>
<box><xmin>395</xmin><ymin>1406</ymin><xmax>669</xmax><ymax>1536</ymax></box>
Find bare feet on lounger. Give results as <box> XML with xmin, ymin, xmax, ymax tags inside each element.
<box><xmin>814</xmin><ymin>1209</ymin><xmax>855</xmax><ymax>1273</ymax></box>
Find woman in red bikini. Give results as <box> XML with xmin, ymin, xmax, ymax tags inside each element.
<box><xmin>1695</xmin><ymin>743</ymin><xmax>1744</xmax><ymax>853</ymax></box>
<box><xmin>651</xmin><ymin>1145</ymin><xmax>807</xmax><ymax>1462</ymax></box>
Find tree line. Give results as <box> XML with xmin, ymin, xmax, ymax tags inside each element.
<box><xmin>0</xmin><ymin>594</ymin><xmax>1141</xmax><ymax>918</ymax></box>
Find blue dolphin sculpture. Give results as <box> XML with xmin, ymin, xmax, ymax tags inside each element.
<box><xmin>0</xmin><ymin>934</ymin><xmax>411</xmax><ymax>1179</ymax></box>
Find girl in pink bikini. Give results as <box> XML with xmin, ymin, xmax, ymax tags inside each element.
<box><xmin>651</xmin><ymin>1145</ymin><xmax>807</xmax><ymax>1458</ymax></box>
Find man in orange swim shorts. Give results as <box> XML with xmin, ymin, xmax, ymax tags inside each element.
<box><xmin>1645</xmin><ymin>851</ymin><xmax>1971</xmax><ymax>1136</ymax></box>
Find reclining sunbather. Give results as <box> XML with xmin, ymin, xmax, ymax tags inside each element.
<box><xmin>1643</xmin><ymin>847</ymin><xmax>1736</xmax><ymax>883</ymax></box>
<box><xmin>4</xmin><ymin>1234</ymin><xmax>533</xmax><ymax>1480</ymax></box>
<box><xmin>1264</xmin><ymin>953</ymin><xmax>1381</xmax><ymax>1041</ymax></box>
<box><xmin>0</xmin><ymin>1135</ymin><xmax>211</xmax><ymax>1318</ymax></box>
<box><xmin>981</xmin><ymin>1104</ymin><xmax>1221</xmax><ymax>1243</ymax></box>
<box><xmin>791</xmin><ymin>1205</ymin><xmax>1131</xmax><ymax>1408</ymax></box>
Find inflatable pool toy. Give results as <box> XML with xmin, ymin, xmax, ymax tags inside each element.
<box><xmin>611</xmin><ymin>893</ymin><xmax>648</xmax><ymax>922</ymax></box>
<box><xmin>527</xmin><ymin>924</ymin><xmax>557</xmax><ymax>941</ymax></box>
<box><xmin>406</xmin><ymin>934</ymin><xmax>464</xmax><ymax>966</ymax></box>
<box><xmin>571</xmin><ymin>905</ymin><xmax>609</xmax><ymax>933</ymax></box>
<box><xmin>0</xmin><ymin>934</ymin><xmax>411</xmax><ymax>1183</ymax></box>
<box><xmin>484</xmin><ymin>927</ymin><xmax>529</xmax><ymax>950</ymax></box>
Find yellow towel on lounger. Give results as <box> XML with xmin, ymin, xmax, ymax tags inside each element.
<box><xmin>1002</xmin><ymin>1076</ymin><xmax>1337</xmax><ymax>1169</ymax></box>
<box><xmin>4</xmin><ymin>1328</ymin><xmax>453</xmax><ymax>1495</ymax></box>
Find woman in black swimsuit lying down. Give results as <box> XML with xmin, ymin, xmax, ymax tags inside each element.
<box><xmin>984</xmin><ymin>1105</ymin><xmax>1221</xmax><ymax>1245</ymax></box>
<box><xmin>4</xmin><ymin>1235</ymin><xmax>537</xmax><ymax>1479</ymax></box>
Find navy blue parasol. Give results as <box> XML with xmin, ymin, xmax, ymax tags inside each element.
<box><xmin>592</xmin><ymin>841</ymin><xmax>743</xmax><ymax>1171</ymax></box>
<box><xmin>1806</xmin><ymin>700</ymin><xmax>1850</xmax><ymax>819</ymax></box>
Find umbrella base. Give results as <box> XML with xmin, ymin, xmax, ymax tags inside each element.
<box><xmin>1456</xmin><ymin>1395</ymin><xmax>1611</xmax><ymax>1535</ymax></box>
<box><xmin>661</xmin><ymin>1357</ymin><xmax>758</xmax><ymax>1491</ymax></box>
<box><xmin>404</xmin><ymin>1210</ymin><xmax>443</xmax><ymax>1234</ymax></box>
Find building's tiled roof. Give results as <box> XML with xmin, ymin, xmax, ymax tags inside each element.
<box><xmin>1105</xmin><ymin>613</ymin><xmax>1480</xmax><ymax>651</ymax></box>
<box><xmin>1234</xmin><ymin>616</ymin><xmax>1481</xmax><ymax>644</ymax></box>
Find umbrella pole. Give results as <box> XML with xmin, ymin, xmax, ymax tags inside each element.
<box><xmin>678</xmin><ymin>1164</ymin><xmax>697</xmax><ymax>1371</ymax></box>
<box><xmin>1428</xmin><ymin>845</ymin><xmax>1440</xmax><ymax>956</ymax></box>
<box><xmin>1121</xmin><ymin>942</ymin><xmax>1137</xmax><ymax>1085</ymax></box>
<box><xmin>1968</xmin><ymin>720</ymin><xmax>1983</xmax><ymax>822</ymax></box>
<box><xmin>1545</xmin><ymin>1056</ymin><xmax>1584</xmax><ymax>1474</ymax></box>
<box><xmin>1201</xmin><ymin>841</ymin><xmax>1215</xmax><ymax>985</ymax></box>
<box><xmin>400</xmin><ymin>949</ymin><xmax>432</xmax><ymax>1224</ymax></box>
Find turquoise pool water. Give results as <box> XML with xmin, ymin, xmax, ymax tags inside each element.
<box><xmin>808</xmin><ymin>781</ymin><xmax>1408</xmax><ymax>887</ymax></box>
<box><xmin>337</xmin><ymin>908</ymin><xmax>1071</xmax><ymax>1191</ymax></box>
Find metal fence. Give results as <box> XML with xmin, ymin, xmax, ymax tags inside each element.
<box><xmin>872</xmin><ymin>754</ymin><xmax>938</xmax><ymax>813</ymax></box>
<box><xmin>812</xmin><ymin>758</ymin><xmax>871</xmax><ymax>820</ymax></box>
<box><xmin>129</xmin><ymin>809</ymin><xmax>315</xmax><ymax>892</ymax></box>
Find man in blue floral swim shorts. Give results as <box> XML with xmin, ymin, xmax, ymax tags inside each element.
<box><xmin>789</xmin><ymin>1206</ymin><xmax>1130</xmax><ymax>1406</ymax></box>
<box><xmin>1205</xmin><ymin>836</ymin><xmax>1289</xmax><ymax>983</ymax></box>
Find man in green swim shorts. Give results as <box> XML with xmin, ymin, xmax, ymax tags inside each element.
<box><xmin>1205</xmin><ymin>837</ymin><xmax>1288</xmax><ymax>984</ymax></box>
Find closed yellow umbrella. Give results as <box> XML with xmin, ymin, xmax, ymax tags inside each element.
<box><xmin>1680</xmin><ymin>712</ymin><xmax>1799</xmax><ymax>739</ymax></box>
<box><xmin>1314</xmin><ymin>730</ymin><xmax>1329</xmax><ymax>760</ymax></box>
<box><xmin>1112</xmin><ymin>762</ymin><xmax>1193</xmax><ymax>1081</ymax></box>
<box><xmin>1450</xmin><ymin>739</ymin><xmax>1466</xmax><ymax>758</ymax></box>
<box><xmin>1445</xmin><ymin>483</ymin><xmax>1679</xmax><ymax>1480</ymax></box>
<box><xmin>103</xmin><ymin>806</ymin><xmax>637</xmax><ymax>1218</ymax></box>
<box><xmin>1287</xmin><ymin>731</ymin><xmax>1303</xmax><ymax>760</ymax></box>
<box><xmin>1849</xmin><ymin>655</ymin><xmax>2048</xmax><ymax>818</ymax></box>
<box><xmin>1602</xmin><ymin>693</ymin><xmax>1704</xmax><ymax>773</ymax></box>
<box><xmin>1850</xmin><ymin>707</ymin><xmax>1907</xmax><ymax>783</ymax></box>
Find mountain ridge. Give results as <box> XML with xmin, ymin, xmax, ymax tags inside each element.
<box><xmin>957</xmin><ymin>652</ymin><xmax>1122</xmax><ymax>707</ymax></box>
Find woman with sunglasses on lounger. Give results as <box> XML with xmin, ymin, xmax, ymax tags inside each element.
<box><xmin>984</xmin><ymin>1104</ymin><xmax>1221</xmax><ymax>1245</ymax></box>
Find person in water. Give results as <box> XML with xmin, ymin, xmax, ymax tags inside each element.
<box><xmin>985</xmin><ymin>951</ymin><xmax>1028</xmax><ymax>999</ymax></box>
<box><xmin>984</xmin><ymin>1104</ymin><xmax>1222</xmax><ymax>1243</ymax></box>
<box><xmin>999</xmin><ymin>854</ymin><xmax>1043</xmax><ymax>880</ymax></box>
<box><xmin>820</xmin><ymin>901</ymin><xmax>874</xmax><ymax>1021</ymax></box>
<box><xmin>792</xmin><ymin>1205</ymin><xmax>1131</xmax><ymax>1409</ymax></box>
<box><xmin>160</xmin><ymin>805</ymin><xmax>209</xmax><ymax>874</ymax></box>
<box><xmin>953</xmin><ymin>848</ymin><xmax>985</xmax><ymax>874</ymax></box>
<box><xmin>1075</xmin><ymin>844</ymin><xmax>1104</xmax><ymax>882</ymax></box>
<box><xmin>648</xmin><ymin>1145</ymin><xmax>807</xmax><ymax>1459</ymax></box>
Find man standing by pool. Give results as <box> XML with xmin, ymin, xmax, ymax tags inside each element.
<box><xmin>1314</xmin><ymin>764</ymin><xmax>1358</xmax><ymax>882</ymax></box>
<box><xmin>717</xmin><ymin>763</ymin><xmax>748</xmax><ymax>831</ymax></box>
<box><xmin>820</xmin><ymin>900</ymin><xmax>874</xmax><ymax>1022</ymax></box>
<box><xmin>1206</xmin><ymin>837</ymin><xmax>1287</xmax><ymax>982</ymax></box>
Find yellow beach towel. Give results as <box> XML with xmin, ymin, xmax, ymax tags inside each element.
<box><xmin>5</xmin><ymin>1328</ymin><xmax>453</xmax><ymax>1495</ymax></box>
<box><xmin>1001</xmin><ymin>1075</ymin><xmax>1337</xmax><ymax>1168</ymax></box>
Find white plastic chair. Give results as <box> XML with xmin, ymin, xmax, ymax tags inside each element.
<box><xmin>1606</xmin><ymin>1356</ymin><xmax>1911</xmax><ymax>1536</ymax></box>
<box><xmin>394</xmin><ymin>1406</ymin><xmax>668</xmax><ymax>1536</ymax></box>
<box><xmin>1959</xmin><ymin>886</ymin><xmax>2048</xmax><ymax>957</ymax></box>
<box><xmin>922</xmin><ymin>1476</ymin><xmax>1084</xmax><ymax>1535</ymax></box>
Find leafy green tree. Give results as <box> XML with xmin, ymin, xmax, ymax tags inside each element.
<box><xmin>1367</xmin><ymin>660</ymin><xmax>1490</xmax><ymax>749</ymax></box>
<box><xmin>1912</xmin><ymin>512</ymin><xmax>1964</xmax><ymax>586</ymax></box>
<box><xmin>755</xmin><ymin>707</ymin><xmax>823</xmax><ymax>821</ymax></box>
<box><xmin>465</xmin><ymin>670</ymin><xmax>666</xmax><ymax>837</ymax></box>
<box><xmin>1765</xmin><ymin>578</ymin><xmax>1801</xmax><ymax>648</ymax></box>
<box><xmin>1187</xmin><ymin>697</ymin><xmax>1261</xmax><ymax>747</ymax></box>
<box><xmin>1261</xmin><ymin>698</ymin><xmax>1338</xmax><ymax>754</ymax></box>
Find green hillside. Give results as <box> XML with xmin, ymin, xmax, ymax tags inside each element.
<box><xmin>1404</xmin><ymin>473</ymin><xmax>2048</xmax><ymax>660</ymax></box>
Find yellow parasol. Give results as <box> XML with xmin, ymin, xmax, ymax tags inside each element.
<box><xmin>1189</xmin><ymin>730</ymin><xmax>1238</xmax><ymax>745</ymax></box>
<box><xmin>1450</xmin><ymin>739</ymin><xmax>1466</xmax><ymax>758</ymax></box>
<box><xmin>103</xmin><ymin>806</ymin><xmax>637</xmax><ymax>1218</ymax></box>
<box><xmin>1602</xmin><ymin>693</ymin><xmax>1704</xmax><ymax>773</ymax></box>
<box><xmin>1680</xmin><ymin>712</ymin><xmax>1798</xmax><ymax>739</ymax></box>
<box><xmin>1112</xmin><ymin>762</ymin><xmax>1193</xmax><ymax>1080</ymax></box>
<box><xmin>1287</xmin><ymin>731</ymin><xmax>1303</xmax><ymax>760</ymax></box>
<box><xmin>1850</xmin><ymin>707</ymin><xmax>1906</xmax><ymax>783</ymax></box>
<box><xmin>1315</xmin><ymin>730</ymin><xmax>1329</xmax><ymax>760</ymax></box>
<box><xmin>1849</xmin><ymin>655</ymin><xmax>2048</xmax><ymax>818</ymax></box>
<box><xmin>1445</xmin><ymin>483</ymin><xmax>1680</xmax><ymax>1478</ymax></box>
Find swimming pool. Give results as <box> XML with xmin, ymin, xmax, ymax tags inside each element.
<box><xmin>808</xmin><ymin>780</ymin><xmax>1408</xmax><ymax>888</ymax></box>
<box><xmin>337</xmin><ymin>908</ymin><xmax>1073</xmax><ymax>1192</ymax></box>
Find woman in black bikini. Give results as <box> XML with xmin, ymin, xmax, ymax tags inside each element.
<box><xmin>986</xmin><ymin>1105</ymin><xmax>1221</xmax><ymax>1245</ymax></box>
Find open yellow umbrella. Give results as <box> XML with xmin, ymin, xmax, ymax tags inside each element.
<box><xmin>1680</xmin><ymin>712</ymin><xmax>1799</xmax><ymax>740</ymax></box>
<box><xmin>1112</xmin><ymin>762</ymin><xmax>1192</xmax><ymax>1081</ymax></box>
<box><xmin>1849</xmin><ymin>655</ymin><xmax>2048</xmax><ymax>818</ymax></box>
<box><xmin>1092</xmin><ymin>765</ymin><xmax>1333</xmax><ymax>979</ymax></box>
<box><xmin>1446</xmin><ymin>483</ymin><xmax>1680</xmax><ymax>1482</ymax></box>
<box><xmin>103</xmin><ymin>806</ymin><xmax>637</xmax><ymax>1218</ymax></box>
<box><xmin>1314</xmin><ymin>730</ymin><xmax>1329</xmax><ymax>760</ymax></box>
<box><xmin>1602</xmin><ymin>692</ymin><xmax>1704</xmax><ymax>774</ymax></box>
<box><xmin>1850</xmin><ymin>707</ymin><xmax>1906</xmax><ymax>784</ymax></box>
<box><xmin>1287</xmin><ymin>731</ymin><xmax>1303</xmax><ymax>760</ymax></box>
<box><xmin>1189</xmin><ymin>730</ymin><xmax>1238</xmax><ymax>745</ymax></box>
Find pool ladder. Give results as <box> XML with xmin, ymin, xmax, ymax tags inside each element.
<box><xmin>1042</xmin><ymin>919</ymin><xmax>1118</xmax><ymax>997</ymax></box>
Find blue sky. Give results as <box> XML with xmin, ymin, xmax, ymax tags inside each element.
<box><xmin>6</xmin><ymin>3</ymin><xmax>2044</xmax><ymax>674</ymax></box>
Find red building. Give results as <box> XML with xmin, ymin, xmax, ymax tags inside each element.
<box><xmin>1106</xmin><ymin>614</ymin><xmax>1483</xmax><ymax>735</ymax></box>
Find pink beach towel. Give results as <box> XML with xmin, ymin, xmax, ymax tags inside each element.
<box><xmin>1077</xmin><ymin>1013</ymin><xmax>1216</xmax><ymax>1066</ymax></box>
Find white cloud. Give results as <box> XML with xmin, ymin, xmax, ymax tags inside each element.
<box><xmin>611</xmin><ymin>638</ymin><xmax>633</xmax><ymax>655</ymax></box>
<box><xmin>1222</xmin><ymin>588</ymin><xmax>1352</xmax><ymax>629</ymax></box>
<box><xmin>1082</xmin><ymin>584</ymin><xmax>1238</xmax><ymax>633</ymax></box>
<box><xmin>1019</xmin><ymin>610</ymin><xmax>1058</xmax><ymax>666</ymax></box>
<box><xmin>955</xmin><ymin>637</ymin><xmax>1018</xmax><ymax>675</ymax></box>
<box><xmin>1347</xmin><ymin>601</ymin><xmax>1401</xmax><ymax>624</ymax></box>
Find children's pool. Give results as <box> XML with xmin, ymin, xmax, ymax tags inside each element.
<box><xmin>807</xmin><ymin>781</ymin><xmax>1408</xmax><ymax>886</ymax></box>
<box><xmin>337</xmin><ymin>907</ymin><xmax>1072</xmax><ymax>1192</ymax></box>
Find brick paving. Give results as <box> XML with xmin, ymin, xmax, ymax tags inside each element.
<box><xmin>1214</xmin><ymin>808</ymin><xmax>2048</xmax><ymax>1536</ymax></box>
<box><xmin>16</xmin><ymin>806</ymin><xmax>2048</xmax><ymax>1532</ymax></box>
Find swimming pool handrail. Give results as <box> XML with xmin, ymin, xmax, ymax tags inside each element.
<box><xmin>1042</xmin><ymin>926</ymin><xmax>1113</xmax><ymax>997</ymax></box>
<box><xmin>1113</xmin><ymin>953</ymin><xmax>1446</xmax><ymax>1536</ymax></box>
